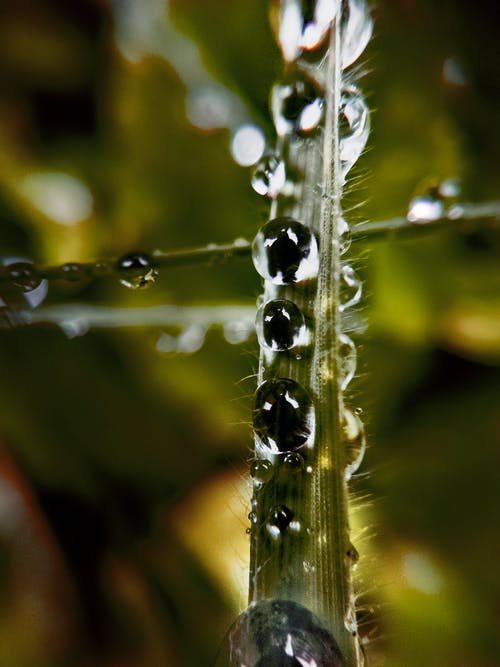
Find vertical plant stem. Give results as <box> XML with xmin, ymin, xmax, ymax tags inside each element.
<box><xmin>309</xmin><ymin>15</ymin><xmax>357</xmax><ymax>663</ymax></box>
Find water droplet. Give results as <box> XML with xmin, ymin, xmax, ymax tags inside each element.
<box><xmin>271</xmin><ymin>78</ymin><xmax>324</xmax><ymax>136</ymax></box>
<box><xmin>61</xmin><ymin>262</ymin><xmax>87</xmax><ymax>282</ymax></box>
<box><xmin>282</xmin><ymin>451</ymin><xmax>305</xmax><ymax>472</ymax></box>
<box><xmin>277</xmin><ymin>0</ymin><xmax>340</xmax><ymax>61</ymax></box>
<box><xmin>0</xmin><ymin>257</ymin><xmax>48</xmax><ymax>310</ymax></box>
<box><xmin>346</xmin><ymin>543</ymin><xmax>360</xmax><ymax>566</ymax></box>
<box><xmin>254</xmin><ymin>378</ymin><xmax>315</xmax><ymax>454</ymax></box>
<box><xmin>251</xmin><ymin>154</ymin><xmax>286</xmax><ymax>198</ymax></box>
<box><xmin>216</xmin><ymin>599</ymin><xmax>343</xmax><ymax>666</ymax></box>
<box><xmin>266</xmin><ymin>505</ymin><xmax>294</xmax><ymax>538</ymax></box>
<box><xmin>337</xmin><ymin>216</ymin><xmax>352</xmax><ymax>255</ymax></box>
<box><xmin>252</xmin><ymin>218</ymin><xmax>319</xmax><ymax>285</ymax></box>
<box><xmin>339</xmin><ymin>333</ymin><xmax>357</xmax><ymax>391</ymax></box>
<box><xmin>117</xmin><ymin>252</ymin><xmax>157</xmax><ymax>289</ymax></box>
<box><xmin>342</xmin><ymin>407</ymin><xmax>367</xmax><ymax>480</ymax></box>
<box><xmin>5</xmin><ymin>262</ymin><xmax>42</xmax><ymax>293</ymax></box>
<box><xmin>248</xmin><ymin>511</ymin><xmax>258</xmax><ymax>525</ymax></box>
<box><xmin>339</xmin><ymin>264</ymin><xmax>362</xmax><ymax>312</ymax></box>
<box><xmin>341</xmin><ymin>0</ymin><xmax>373</xmax><ymax>69</ymax></box>
<box><xmin>340</xmin><ymin>85</ymin><xmax>370</xmax><ymax>180</ymax></box>
<box><xmin>256</xmin><ymin>299</ymin><xmax>308</xmax><ymax>352</ymax></box>
<box><xmin>407</xmin><ymin>196</ymin><xmax>444</xmax><ymax>223</ymax></box>
<box><xmin>354</xmin><ymin>406</ymin><xmax>363</xmax><ymax>415</ymax></box>
<box><xmin>250</xmin><ymin>459</ymin><xmax>274</xmax><ymax>485</ymax></box>
<box><xmin>94</xmin><ymin>261</ymin><xmax>111</xmax><ymax>276</ymax></box>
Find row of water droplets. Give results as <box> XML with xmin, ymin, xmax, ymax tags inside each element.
<box><xmin>219</xmin><ymin>2</ymin><xmax>373</xmax><ymax>666</ymax></box>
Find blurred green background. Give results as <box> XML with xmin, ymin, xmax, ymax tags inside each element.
<box><xmin>0</xmin><ymin>1</ymin><xmax>499</xmax><ymax>665</ymax></box>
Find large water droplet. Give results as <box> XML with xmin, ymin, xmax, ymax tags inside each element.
<box><xmin>339</xmin><ymin>333</ymin><xmax>357</xmax><ymax>391</ymax></box>
<box><xmin>341</xmin><ymin>0</ymin><xmax>373</xmax><ymax>69</ymax></box>
<box><xmin>117</xmin><ymin>252</ymin><xmax>157</xmax><ymax>289</ymax></box>
<box><xmin>256</xmin><ymin>299</ymin><xmax>308</xmax><ymax>352</ymax></box>
<box><xmin>278</xmin><ymin>0</ymin><xmax>340</xmax><ymax>61</ymax></box>
<box><xmin>252</xmin><ymin>218</ymin><xmax>319</xmax><ymax>285</ymax></box>
<box><xmin>272</xmin><ymin>78</ymin><xmax>324</xmax><ymax>137</ymax></box>
<box><xmin>254</xmin><ymin>378</ymin><xmax>315</xmax><ymax>454</ymax></box>
<box><xmin>340</xmin><ymin>85</ymin><xmax>370</xmax><ymax>180</ymax></box>
<box><xmin>342</xmin><ymin>407</ymin><xmax>367</xmax><ymax>480</ymax></box>
<box><xmin>339</xmin><ymin>264</ymin><xmax>362</xmax><ymax>312</ymax></box>
<box><xmin>251</xmin><ymin>154</ymin><xmax>286</xmax><ymax>198</ymax></box>
<box><xmin>216</xmin><ymin>599</ymin><xmax>343</xmax><ymax>666</ymax></box>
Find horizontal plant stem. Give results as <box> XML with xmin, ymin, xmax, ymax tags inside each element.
<box><xmin>0</xmin><ymin>201</ymin><xmax>498</xmax><ymax>286</ymax></box>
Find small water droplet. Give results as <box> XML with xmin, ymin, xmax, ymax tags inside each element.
<box><xmin>354</xmin><ymin>406</ymin><xmax>363</xmax><ymax>415</ymax></box>
<box><xmin>250</xmin><ymin>459</ymin><xmax>274</xmax><ymax>484</ymax></box>
<box><xmin>61</xmin><ymin>262</ymin><xmax>87</xmax><ymax>282</ymax></box>
<box><xmin>271</xmin><ymin>78</ymin><xmax>324</xmax><ymax>137</ymax></box>
<box><xmin>336</xmin><ymin>216</ymin><xmax>352</xmax><ymax>255</ymax></box>
<box><xmin>117</xmin><ymin>252</ymin><xmax>157</xmax><ymax>289</ymax></box>
<box><xmin>339</xmin><ymin>264</ymin><xmax>362</xmax><ymax>312</ymax></box>
<box><xmin>339</xmin><ymin>333</ymin><xmax>357</xmax><ymax>391</ymax></box>
<box><xmin>346</xmin><ymin>543</ymin><xmax>360</xmax><ymax>566</ymax></box>
<box><xmin>248</xmin><ymin>511</ymin><xmax>258</xmax><ymax>525</ymax></box>
<box><xmin>254</xmin><ymin>378</ymin><xmax>315</xmax><ymax>454</ymax></box>
<box><xmin>340</xmin><ymin>85</ymin><xmax>370</xmax><ymax>180</ymax></box>
<box><xmin>5</xmin><ymin>262</ymin><xmax>42</xmax><ymax>293</ymax></box>
<box><xmin>266</xmin><ymin>505</ymin><xmax>294</xmax><ymax>538</ymax></box>
<box><xmin>94</xmin><ymin>261</ymin><xmax>111</xmax><ymax>276</ymax></box>
<box><xmin>282</xmin><ymin>451</ymin><xmax>305</xmax><ymax>472</ymax></box>
<box><xmin>252</xmin><ymin>218</ymin><xmax>319</xmax><ymax>285</ymax></box>
<box><xmin>277</xmin><ymin>0</ymin><xmax>340</xmax><ymax>61</ymax></box>
<box><xmin>407</xmin><ymin>196</ymin><xmax>444</xmax><ymax>223</ymax></box>
<box><xmin>216</xmin><ymin>599</ymin><xmax>343</xmax><ymax>666</ymax></box>
<box><xmin>256</xmin><ymin>299</ymin><xmax>308</xmax><ymax>351</ymax></box>
<box><xmin>342</xmin><ymin>407</ymin><xmax>367</xmax><ymax>480</ymax></box>
<box><xmin>341</xmin><ymin>0</ymin><xmax>373</xmax><ymax>69</ymax></box>
<box><xmin>251</xmin><ymin>154</ymin><xmax>286</xmax><ymax>198</ymax></box>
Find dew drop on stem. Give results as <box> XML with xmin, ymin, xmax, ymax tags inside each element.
<box><xmin>61</xmin><ymin>262</ymin><xmax>87</xmax><ymax>282</ymax></box>
<box><xmin>252</xmin><ymin>218</ymin><xmax>319</xmax><ymax>285</ymax></box>
<box><xmin>256</xmin><ymin>299</ymin><xmax>308</xmax><ymax>351</ymax></box>
<box><xmin>216</xmin><ymin>599</ymin><xmax>343</xmax><ymax>666</ymax></box>
<box><xmin>250</xmin><ymin>459</ymin><xmax>274</xmax><ymax>485</ymax></box>
<box><xmin>342</xmin><ymin>407</ymin><xmax>367</xmax><ymax>480</ymax></box>
<box><xmin>282</xmin><ymin>451</ymin><xmax>305</xmax><ymax>472</ymax></box>
<box><xmin>251</xmin><ymin>154</ymin><xmax>286</xmax><ymax>198</ymax></box>
<box><xmin>277</xmin><ymin>0</ymin><xmax>340</xmax><ymax>61</ymax></box>
<box><xmin>253</xmin><ymin>378</ymin><xmax>315</xmax><ymax>454</ymax></box>
<box><xmin>5</xmin><ymin>262</ymin><xmax>42</xmax><ymax>293</ymax></box>
<box><xmin>339</xmin><ymin>333</ymin><xmax>357</xmax><ymax>391</ymax></box>
<box><xmin>266</xmin><ymin>505</ymin><xmax>295</xmax><ymax>538</ymax></box>
<box><xmin>271</xmin><ymin>78</ymin><xmax>324</xmax><ymax>136</ymax></box>
<box><xmin>339</xmin><ymin>264</ymin><xmax>362</xmax><ymax>312</ymax></box>
<box><xmin>339</xmin><ymin>85</ymin><xmax>370</xmax><ymax>181</ymax></box>
<box><xmin>117</xmin><ymin>252</ymin><xmax>157</xmax><ymax>290</ymax></box>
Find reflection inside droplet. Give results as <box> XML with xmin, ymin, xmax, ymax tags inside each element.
<box><xmin>216</xmin><ymin>599</ymin><xmax>343</xmax><ymax>666</ymax></box>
